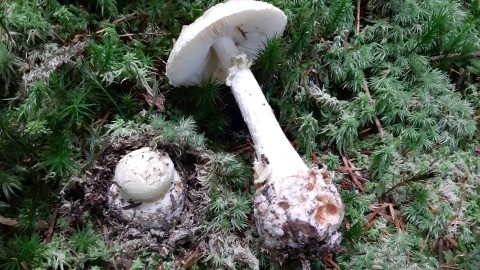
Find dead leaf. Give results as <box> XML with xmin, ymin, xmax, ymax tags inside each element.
<box><xmin>143</xmin><ymin>92</ymin><xmax>165</xmax><ymax>111</ymax></box>
<box><xmin>428</xmin><ymin>202</ymin><xmax>437</xmax><ymax>215</ymax></box>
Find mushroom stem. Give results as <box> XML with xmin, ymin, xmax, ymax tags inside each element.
<box><xmin>212</xmin><ymin>37</ymin><xmax>307</xmax><ymax>179</ymax></box>
<box><xmin>166</xmin><ymin>0</ymin><xmax>344</xmax><ymax>251</ymax></box>
<box><xmin>229</xmin><ymin>61</ymin><xmax>308</xmax><ymax>176</ymax></box>
<box><xmin>212</xmin><ymin>37</ymin><xmax>344</xmax><ymax>250</ymax></box>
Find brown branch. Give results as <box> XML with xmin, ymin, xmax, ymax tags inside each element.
<box><xmin>362</xmin><ymin>79</ymin><xmax>385</xmax><ymax>140</ymax></box>
<box><xmin>430</xmin><ymin>51</ymin><xmax>480</xmax><ymax>61</ymax></box>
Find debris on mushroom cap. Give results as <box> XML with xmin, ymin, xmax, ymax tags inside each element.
<box><xmin>166</xmin><ymin>0</ymin><xmax>287</xmax><ymax>86</ymax></box>
<box><xmin>109</xmin><ymin>147</ymin><xmax>185</xmax><ymax>228</ymax></box>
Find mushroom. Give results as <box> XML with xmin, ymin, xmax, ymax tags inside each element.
<box><xmin>108</xmin><ymin>147</ymin><xmax>185</xmax><ymax>228</ymax></box>
<box><xmin>166</xmin><ymin>0</ymin><xmax>344</xmax><ymax>251</ymax></box>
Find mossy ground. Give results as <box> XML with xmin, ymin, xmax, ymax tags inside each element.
<box><xmin>1</xmin><ymin>0</ymin><xmax>479</xmax><ymax>269</ymax></box>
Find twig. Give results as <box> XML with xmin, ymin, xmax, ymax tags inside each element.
<box><xmin>341</xmin><ymin>155</ymin><xmax>365</xmax><ymax>192</ymax></box>
<box><xmin>355</xmin><ymin>0</ymin><xmax>361</xmax><ymax>34</ymax></box>
<box><xmin>323</xmin><ymin>255</ymin><xmax>341</xmax><ymax>270</ymax></box>
<box><xmin>473</xmin><ymin>115</ymin><xmax>480</xmax><ymax>121</ymax></box>
<box><xmin>0</xmin><ymin>215</ymin><xmax>18</xmax><ymax>226</ymax></box>
<box><xmin>430</xmin><ymin>51</ymin><xmax>480</xmax><ymax>61</ymax></box>
<box><xmin>182</xmin><ymin>247</ymin><xmax>203</xmax><ymax>269</ymax></box>
<box><xmin>0</xmin><ymin>19</ymin><xmax>14</xmax><ymax>43</ymax></box>
<box><xmin>420</xmin><ymin>225</ymin><xmax>433</xmax><ymax>253</ymax></box>
<box><xmin>46</xmin><ymin>208</ymin><xmax>58</xmax><ymax>242</ymax></box>
<box><xmin>366</xmin><ymin>204</ymin><xmax>389</xmax><ymax>223</ymax></box>
<box><xmin>362</xmin><ymin>79</ymin><xmax>385</xmax><ymax>141</ymax></box>
<box><xmin>118</xmin><ymin>32</ymin><xmax>167</xmax><ymax>38</ymax></box>
<box><xmin>95</xmin><ymin>12</ymin><xmax>147</xmax><ymax>35</ymax></box>
<box><xmin>355</xmin><ymin>2</ymin><xmax>383</xmax><ymax>141</ymax></box>
<box><xmin>366</xmin><ymin>203</ymin><xmax>405</xmax><ymax>232</ymax></box>
<box><xmin>102</xmin><ymin>224</ymin><xmax>112</xmax><ymax>248</ymax></box>
<box><xmin>112</xmin><ymin>12</ymin><xmax>144</xmax><ymax>24</ymax></box>
<box><xmin>382</xmin><ymin>171</ymin><xmax>437</xmax><ymax>196</ymax></box>
<box><xmin>438</xmin><ymin>238</ymin><xmax>444</xmax><ymax>269</ymax></box>
<box><xmin>95</xmin><ymin>218</ymin><xmax>112</xmax><ymax>248</ymax></box>
<box><xmin>438</xmin><ymin>178</ymin><xmax>464</xmax><ymax>239</ymax></box>
<box><xmin>445</xmin><ymin>235</ymin><xmax>459</xmax><ymax>248</ymax></box>
<box><xmin>440</xmin><ymin>266</ymin><xmax>464</xmax><ymax>270</ymax></box>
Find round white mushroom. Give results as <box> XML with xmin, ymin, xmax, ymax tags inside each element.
<box><xmin>166</xmin><ymin>0</ymin><xmax>344</xmax><ymax>251</ymax></box>
<box><xmin>109</xmin><ymin>147</ymin><xmax>185</xmax><ymax>228</ymax></box>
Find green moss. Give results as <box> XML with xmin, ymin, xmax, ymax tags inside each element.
<box><xmin>0</xmin><ymin>0</ymin><xmax>479</xmax><ymax>269</ymax></box>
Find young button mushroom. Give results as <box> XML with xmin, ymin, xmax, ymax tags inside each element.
<box><xmin>166</xmin><ymin>0</ymin><xmax>344</xmax><ymax>251</ymax></box>
<box><xmin>109</xmin><ymin>147</ymin><xmax>184</xmax><ymax>228</ymax></box>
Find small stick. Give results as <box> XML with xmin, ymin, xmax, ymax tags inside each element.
<box><xmin>341</xmin><ymin>156</ymin><xmax>365</xmax><ymax>192</ymax></box>
<box><xmin>102</xmin><ymin>224</ymin><xmax>112</xmax><ymax>248</ymax></box>
<box><xmin>366</xmin><ymin>204</ymin><xmax>389</xmax><ymax>223</ymax></box>
<box><xmin>46</xmin><ymin>208</ymin><xmax>58</xmax><ymax>242</ymax></box>
<box><xmin>182</xmin><ymin>247</ymin><xmax>202</xmax><ymax>269</ymax></box>
<box><xmin>420</xmin><ymin>225</ymin><xmax>433</xmax><ymax>253</ymax></box>
<box><xmin>382</xmin><ymin>171</ymin><xmax>437</xmax><ymax>196</ymax></box>
<box><xmin>438</xmin><ymin>238</ymin><xmax>444</xmax><ymax>270</ymax></box>
<box><xmin>356</xmin><ymin>0</ymin><xmax>361</xmax><ymax>34</ymax></box>
<box><xmin>323</xmin><ymin>255</ymin><xmax>341</xmax><ymax>270</ymax></box>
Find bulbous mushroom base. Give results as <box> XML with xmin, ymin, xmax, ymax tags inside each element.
<box><xmin>108</xmin><ymin>170</ymin><xmax>185</xmax><ymax>229</ymax></box>
<box><xmin>254</xmin><ymin>168</ymin><xmax>344</xmax><ymax>251</ymax></box>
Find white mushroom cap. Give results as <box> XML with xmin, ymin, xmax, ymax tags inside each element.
<box><xmin>109</xmin><ymin>147</ymin><xmax>185</xmax><ymax>228</ymax></box>
<box><xmin>114</xmin><ymin>147</ymin><xmax>175</xmax><ymax>201</ymax></box>
<box><xmin>166</xmin><ymin>0</ymin><xmax>287</xmax><ymax>86</ymax></box>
